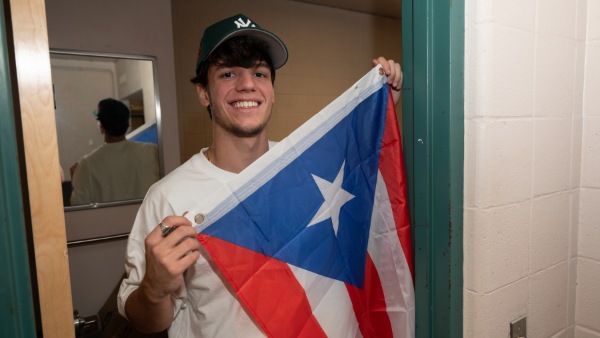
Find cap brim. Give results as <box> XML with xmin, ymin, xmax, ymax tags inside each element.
<box><xmin>209</xmin><ymin>28</ymin><xmax>288</xmax><ymax>69</ymax></box>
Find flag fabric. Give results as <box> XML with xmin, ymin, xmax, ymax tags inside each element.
<box><xmin>189</xmin><ymin>66</ymin><xmax>415</xmax><ymax>337</ymax></box>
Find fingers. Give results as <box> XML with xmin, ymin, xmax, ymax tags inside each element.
<box><xmin>162</xmin><ymin>234</ymin><xmax>201</xmax><ymax>262</ymax></box>
<box><xmin>372</xmin><ymin>57</ymin><xmax>403</xmax><ymax>91</ymax></box>
<box><xmin>146</xmin><ymin>215</ymin><xmax>199</xmax><ymax>266</ymax></box>
<box><xmin>147</xmin><ymin>216</ymin><xmax>193</xmax><ymax>242</ymax></box>
<box><xmin>143</xmin><ymin>215</ymin><xmax>201</xmax><ymax>297</ymax></box>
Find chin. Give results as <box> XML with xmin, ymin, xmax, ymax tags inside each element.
<box><xmin>229</xmin><ymin>126</ymin><xmax>266</xmax><ymax>138</ymax></box>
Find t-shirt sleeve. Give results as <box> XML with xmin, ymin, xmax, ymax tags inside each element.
<box><xmin>70</xmin><ymin>158</ymin><xmax>93</xmax><ymax>205</ymax></box>
<box><xmin>116</xmin><ymin>186</ymin><xmax>187</xmax><ymax>321</ymax></box>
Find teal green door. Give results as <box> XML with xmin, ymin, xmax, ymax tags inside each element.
<box><xmin>0</xmin><ymin>1</ymin><xmax>38</xmax><ymax>336</ymax></box>
<box><xmin>402</xmin><ymin>0</ymin><xmax>464</xmax><ymax>337</ymax></box>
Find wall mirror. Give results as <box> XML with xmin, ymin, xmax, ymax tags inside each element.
<box><xmin>50</xmin><ymin>50</ymin><xmax>163</xmax><ymax>210</ymax></box>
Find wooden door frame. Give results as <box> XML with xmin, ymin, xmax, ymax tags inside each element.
<box><xmin>3</xmin><ymin>0</ymin><xmax>74</xmax><ymax>336</ymax></box>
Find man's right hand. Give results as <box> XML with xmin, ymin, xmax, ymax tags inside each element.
<box><xmin>125</xmin><ymin>215</ymin><xmax>201</xmax><ymax>333</ymax></box>
<box><xmin>141</xmin><ymin>215</ymin><xmax>201</xmax><ymax>302</ymax></box>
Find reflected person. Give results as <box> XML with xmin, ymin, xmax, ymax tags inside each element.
<box><xmin>70</xmin><ymin>98</ymin><xmax>160</xmax><ymax>205</ymax></box>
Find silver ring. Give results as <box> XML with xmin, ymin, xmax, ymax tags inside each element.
<box><xmin>159</xmin><ymin>222</ymin><xmax>174</xmax><ymax>237</ymax></box>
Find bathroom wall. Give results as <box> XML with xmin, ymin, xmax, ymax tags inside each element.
<box><xmin>464</xmin><ymin>0</ymin><xmax>600</xmax><ymax>336</ymax></box>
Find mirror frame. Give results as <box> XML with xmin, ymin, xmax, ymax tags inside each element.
<box><xmin>50</xmin><ymin>49</ymin><xmax>164</xmax><ymax>212</ymax></box>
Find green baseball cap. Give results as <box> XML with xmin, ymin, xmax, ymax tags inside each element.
<box><xmin>195</xmin><ymin>14</ymin><xmax>288</xmax><ymax>75</ymax></box>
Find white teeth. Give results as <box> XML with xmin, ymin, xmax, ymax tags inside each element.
<box><xmin>233</xmin><ymin>101</ymin><xmax>258</xmax><ymax>108</ymax></box>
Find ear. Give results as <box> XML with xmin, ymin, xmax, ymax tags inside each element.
<box><xmin>98</xmin><ymin>121</ymin><xmax>106</xmax><ymax>135</ymax></box>
<box><xmin>196</xmin><ymin>85</ymin><xmax>211</xmax><ymax>107</ymax></box>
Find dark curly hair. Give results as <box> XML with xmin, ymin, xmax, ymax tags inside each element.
<box><xmin>100</xmin><ymin>118</ymin><xmax>129</xmax><ymax>137</ymax></box>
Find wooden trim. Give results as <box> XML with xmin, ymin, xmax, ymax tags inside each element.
<box><xmin>8</xmin><ymin>0</ymin><xmax>74</xmax><ymax>336</ymax></box>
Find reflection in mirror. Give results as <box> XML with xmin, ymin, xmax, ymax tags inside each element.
<box><xmin>50</xmin><ymin>50</ymin><xmax>162</xmax><ymax>210</ymax></box>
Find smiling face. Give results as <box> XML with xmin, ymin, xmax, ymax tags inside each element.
<box><xmin>197</xmin><ymin>61</ymin><xmax>275</xmax><ymax>138</ymax></box>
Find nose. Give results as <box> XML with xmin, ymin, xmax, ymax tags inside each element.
<box><xmin>235</xmin><ymin>70</ymin><xmax>255</xmax><ymax>92</ymax></box>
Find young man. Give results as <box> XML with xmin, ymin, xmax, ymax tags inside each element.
<box><xmin>70</xmin><ymin>98</ymin><xmax>159</xmax><ymax>205</ymax></box>
<box><xmin>117</xmin><ymin>13</ymin><xmax>402</xmax><ymax>336</ymax></box>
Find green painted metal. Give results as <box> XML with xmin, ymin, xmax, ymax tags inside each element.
<box><xmin>402</xmin><ymin>0</ymin><xmax>464</xmax><ymax>337</ymax></box>
<box><xmin>0</xmin><ymin>1</ymin><xmax>38</xmax><ymax>336</ymax></box>
<box><xmin>448</xmin><ymin>0</ymin><xmax>465</xmax><ymax>335</ymax></box>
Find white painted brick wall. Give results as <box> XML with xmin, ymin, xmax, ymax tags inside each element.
<box><xmin>465</xmin><ymin>0</ymin><xmax>600</xmax><ymax>336</ymax></box>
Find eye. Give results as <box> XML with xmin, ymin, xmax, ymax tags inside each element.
<box><xmin>221</xmin><ymin>72</ymin><xmax>234</xmax><ymax>79</ymax></box>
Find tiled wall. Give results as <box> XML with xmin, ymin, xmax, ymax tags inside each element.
<box><xmin>577</xmin><ymin>0</ymin><xmax>600</xmax><ymax>336</ymax></box>
<box><xmin>465</xmin><ymin>0</ymin><xmax>600</xmax><ymax>337</ymax></box>
<box><xmin>171</xmin><ymin>0</ymin><xmax>402</xmax><ymax>163</ymax></box>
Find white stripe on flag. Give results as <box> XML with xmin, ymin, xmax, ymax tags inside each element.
<box><xmin>368</xmin><ymin>172</ymin><xmax>415</xmax><ymax>338</ymax></box>
<box><xmin>289</xmin><ymin>265</ymin><xmax>363</xmax><ymax>338</ymax></box>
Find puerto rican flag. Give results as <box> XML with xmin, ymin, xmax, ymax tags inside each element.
<box><xmin>190</xmin><ymin>66</ymin><xmax>414</xmax><ymax>337</ymax></box>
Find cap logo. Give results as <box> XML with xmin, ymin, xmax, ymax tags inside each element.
<box><xmin>234</xmin><ymin>17</ymin><xmax>255</xmax><ymax>29</ymax></box>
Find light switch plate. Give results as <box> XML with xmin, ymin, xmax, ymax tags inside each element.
<box><xmin>510</xmin><ymin>317</ymin><xmax>527</xmax><ymax>338</ymax></box>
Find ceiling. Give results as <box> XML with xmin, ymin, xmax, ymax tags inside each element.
<box><xmin>293</xmin><ymin>0</ymin><xmax>401</xmax><ymax>19</ymax></box>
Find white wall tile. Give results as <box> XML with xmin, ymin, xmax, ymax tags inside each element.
<box><xmin>538</xmin><ymin>0</ymin><xmax>579</xmax><ymax>39</ymax></box>
<box><xmin>533</xmin><ymin>118</ymin><xmax>573</xmax><ymax>195</ymax></box>
<box><xmin>534</xmin><ymin>36</ymin><xmax>577</xmax><ymax>118</ymax></box>
<box><xmin>464</xmin><ymin>204</ymin><xmax>530</xmax><ymax>293</ymax></box>
<box><xmin>571</xmin><ymin>191</ymin><xmax>581</xmax><ymax>258</ymax></box>
<box><xmin>583</xmin><ymin>42</ymin><xmax>600</xmax><ymax>116</ymax></box>
<box><xmin>550</xmin><ymin>327</ymin><xmax>574</xmax><ymax>338</ymax></box>
<box><xmin>577</xmin><ymin>0</ymin><xmax>589</xmax><ymax>41</ymax></box>
<box><xmin>463</xmin><ymin>280</ymin><xmax>529</xmax><ymax>338</ymax></box>
<box><xmin>572</xmin><ymin>117</ymin><xmax>584</xmax><ymax>188</ymax></box>
<box><xmin>579</xmin><ymin>188</ymin><xmax>600</xmax><ymax>260</ymax></box>
<box><xmin>529</xmin><ymin>262</ymin><xmax>569</xmax><ymax>337</ymax></box>
<box><xmin>530</xmin><ymin>193</ymin><xmax>571</xmax><ymax>272</ymax></box>
<box><xmin>470</xmin><ymin>24</ymin><xmax>535</xmax><ymax>118</ymax></box>
<box><xmin>576</xmin><ymin>258</ymin><xmax>600</xmax><ymax>331</ymax></box>
<box><xmin>575</xmin><ymin>326</ymin><xmax>600</xmax><ymax>337</ymax></box>
<box><xmin>581</xmin><ymin>117</ymin><xmax>600</xmax><ymax>187</ymax></box>
<box><xmin>472</xmin><ymin>119</ymin><xmax>533</xmax><ymax>207</ymax></box>
<box><xmin>574</xmin><ymin>41</ymin><xmax>586</xmax><ymax>117</ymax></box>
<box><xmin>466</xmin><ymin>0</ymin><xmax>536</xmax><ymax>30</ymax></box>
<box><xmin>567</xmin><ymin>257</ymin><xmax>578</xmax><ymax>325</ymax></box>
<box><xmin>588</xmin><ymin>0</ymin><xmax>600</xmax><ymax>41</ymax></box>
<box><xmin>491</xmin><ymin>0</ymin><xmax>537</xmax><ymax>30</ymax></box>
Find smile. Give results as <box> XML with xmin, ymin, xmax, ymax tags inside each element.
<box><xmin>232</xmin><ymin>101</ymin><xmax>259</xmax><ymax>108</ymax></box>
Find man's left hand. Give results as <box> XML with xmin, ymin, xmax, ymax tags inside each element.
<box><xmin>373</xmin><ymin>57</ymin><xmax>403</xmax><ymax>106</ymax></box>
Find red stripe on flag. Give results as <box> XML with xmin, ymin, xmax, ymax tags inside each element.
<box><xmin>378</xmin><ymin>89</ymin><xmax>414</xmax><ymax>277</ymax></box>
<box><xmin>198</xmin><ymin>234</ymin><xmax>327</xmax><ymax>338</ymax></box>
<box><xmin>346</xmin><ymin>253</ymin><xmax>394</xmax><ymax>337</ymax></box>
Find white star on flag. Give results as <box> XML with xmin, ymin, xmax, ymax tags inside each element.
<box><xmin>307</xmin><ymin>161</ymin><xmax>355</xmax><ymax>235</ymax></box>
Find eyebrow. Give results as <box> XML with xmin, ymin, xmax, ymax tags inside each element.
<box><xmin>214</xmin><ymin>61</ymin><xmax>270</xmax><ymax>70</ymax></box>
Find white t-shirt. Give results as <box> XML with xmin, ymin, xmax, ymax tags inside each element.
<box><xmin>70</xmin><ymin>140</ymin><xmax>159</xmax><ymax>205</ymax></box>
<box><xmin>117</xmin><ymin>148</ymin><xmax>266</xmax><ymax>337</ymax></box>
